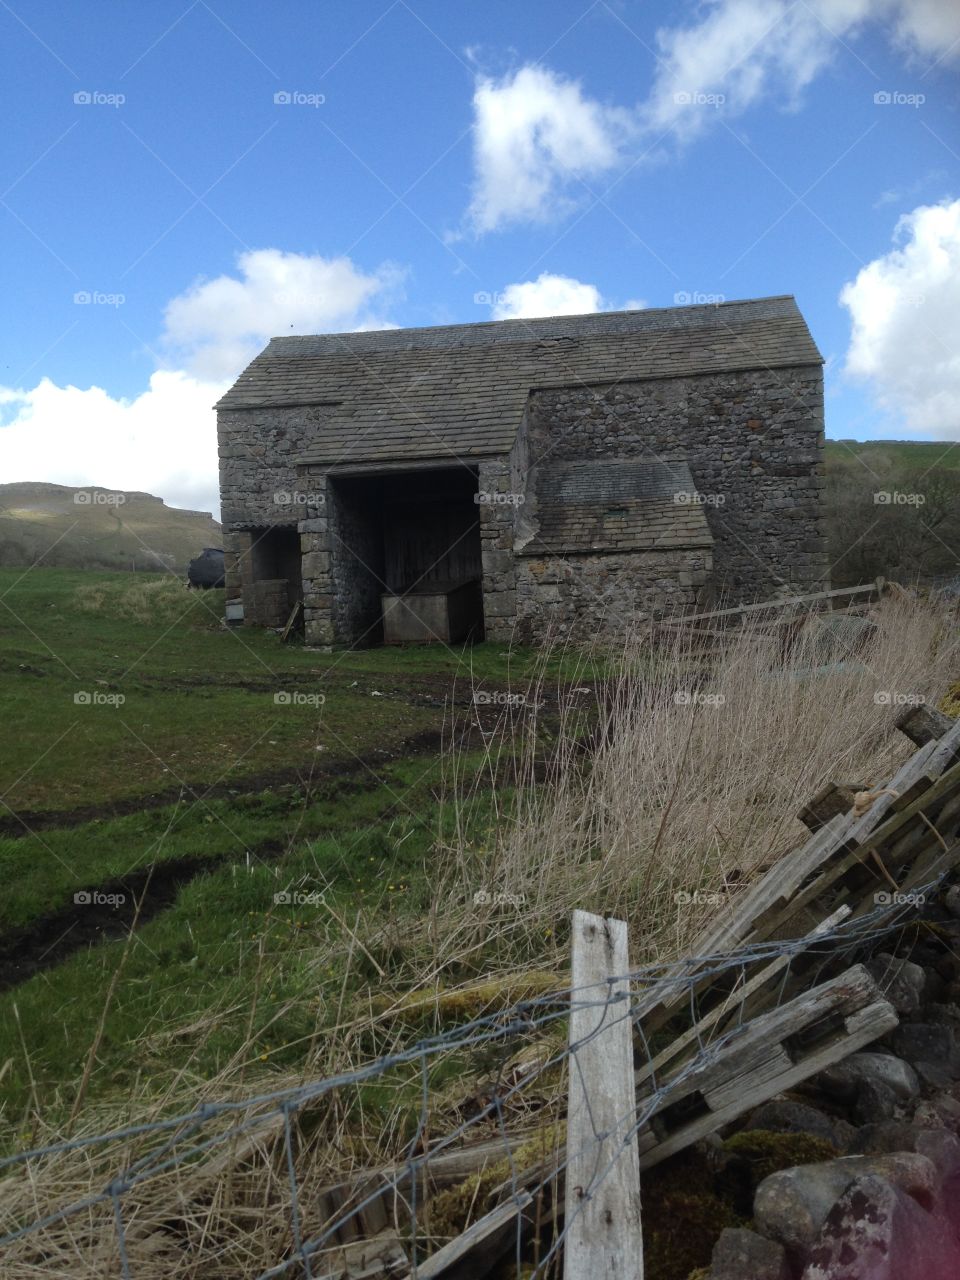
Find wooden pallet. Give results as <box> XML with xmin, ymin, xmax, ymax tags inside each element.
<box><xmin>634</xmin><ymin>719</ymin><xmax>960</xmax><ymax>1033</ymax></box>
<box><xmin>634</xmin><ymin>965</ymin><xmax>896</xmax><ymax>1169</ymax></box>
<box><xmin>480</xmin><ymin>964</ymin><xmax>895</xmax><ymax>1207</ymax></box>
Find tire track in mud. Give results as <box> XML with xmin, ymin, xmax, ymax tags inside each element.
<box><xmin>0</xmin><ymin>689</ymin><xmax>589</xmax><ymax>988</ymax></box>
<box><xmin>0</xmin><ymin>678</ymin><xmax>592</xmax><ymax>839</ymax></box>
<box><xmin>0</xmin><ymin>758</ymin><xmax>447</xmax><ymax>992</ymax></box>
<box><xmin>0</xmin><ymin>729</ymin><xmax>448</xmax><ymax>838</ymax></box>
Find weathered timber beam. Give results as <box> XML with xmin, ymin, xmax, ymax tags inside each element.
<box><xmin>897</xmin><ymin>703</ymin><xmax>956</xmax><ymax>747</ymax></box>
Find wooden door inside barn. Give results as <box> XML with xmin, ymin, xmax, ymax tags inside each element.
<box><xmin>382</xmin><ymin>479</ymin><xmax>481</xmax><ymax>594</ymax></box>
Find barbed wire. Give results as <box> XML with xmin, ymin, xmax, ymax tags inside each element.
<box><xmin>0</xmin><ymin>885</ymin><xmax>943</xmax><ymax>1279</ymax></box>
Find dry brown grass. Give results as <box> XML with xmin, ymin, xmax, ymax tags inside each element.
<box><xmin>73</xmin><ymin>578</ymin><xmax>223</xmax><ymax>625</ymax></box>
<box><xmin>2</xmin><ymin>595</ymin><xmax>957</xmax><ymax>1276</ymax></box>
<box><xmin>426</xmin><ymin>595</ymin><xmax>958</xmax><ymax>977</ymax></box>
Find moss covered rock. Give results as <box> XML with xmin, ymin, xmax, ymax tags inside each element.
<box><xmin>642</xmin><ymin>1149</ymin><xmax>744</xmax><ymax>1280</ymax></box>
<box><xmin>722</xmin><ymin>1129</ymin><xmax>838</xmax><ymax>1191</ymax></box>
<box><xmin>941</xmin><ymin>681</ymin><xmax>960</xmax><ymax>718</ymax></box>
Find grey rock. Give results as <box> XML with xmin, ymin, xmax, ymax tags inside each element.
<box><xmin>706</xmin><ymin>1227</ymin><xmax>790</xmax><ymax>1280</ymax></box>
<box><xmin>754</xmin><ymin>1152</ymin><xmax>937</xmax><ymax>1251</ymax></box>
<box><xmin>914</xmin><ymin>1127</ymin><xmax>960</xmax><ymax>1180</ymax></box>
<box><xmin>865</xmin><ymin>952</ymin><xmax>926</xmax><ymax>1015</ymax></box>
<box><xmin>746</xmin><ymin>1098</ymin><xmax>851</xmax><ymax>1149</ymax></box>
<box><xmin>923</xmin><ymin>1001</ymin><xmax>960</xmax><ymax>1025</ymax></box>
<box><xmin>846</xmin><ymin>1121</ymin><xmax>925</xmax><ymax>1156</ymax></box>
<box><xmin>916</xmin><ymin>1059</ymin><xmax>955</xmax><ymax>1090</ymax></box>
<box><xmin>890</xmin><ymin>1022</ymin><xmax>959</xmax><ymax>1072</ymax></box>
<box><xmin>944</xmin><ymin>884</ymin><xmax>960</xmax><ymax>920</ymax></box>
<box><xmin>930</xmin><ymin>1090</ymin><xmax>960</xmax><ymax>1131</ymax></box>
<box><xmin>818</xmin><ymin>1052</ymin><xmax>920</xmax><ymax>1103</ymax></box>
<box><xmin>800</xmin><ymin>1173</ymin><xmax>958</xmax><ymax>1280</ymax></box>
<box><xmin>800</xmin><ymin>1175</ymin><xmax>899</xmax><ymax>1279</ymax></box>
<box><xmin>846</xmin><ymin>1122</ymin><xmax>960</xmax><ymax>1181</ymax></box>
<box><xmin>807</xmin><ymin>613</ymin><xmax>878</xmax><ymax>661</ymax></box>
<box><xmin>854</xmin><ymin>1078</ymin><xmax>901</xmax><ymax>1126</ymax></box>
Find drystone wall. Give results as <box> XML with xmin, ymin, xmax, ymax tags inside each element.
<box><xmin>514</xmin><ymin>363</ymin><xmax>829</xmax><ymax>640</ymax></box>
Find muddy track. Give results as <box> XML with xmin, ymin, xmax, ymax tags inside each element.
<box><xmin>0</xmin><ymin>740</ymin><xmax>565</xmax><ymax>991</ymax></box>
<box><xmin>0</xmin><ymin>750</ymin><xmax>540</xmax><ymax>992</ymax></box>
<box><xmin>0</xmin><ymin>729</ymin><xmax>448</xmax><ymax>839</ymax></box>
<box><xmin>1</xmin><ymin>686</ymin><xmax>586</xmax><ymax>839</ymax></box>
<box><xmin>0</xmin><ymin>844</ymin><xmax>293</xmax><ymax>992</ymax></box>
<box><xmin>135</xmin><ymin>672</ymin><xmax>477</xmax><ymax>707</ymax></box>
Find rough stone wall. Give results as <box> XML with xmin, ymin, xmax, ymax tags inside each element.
<box><xmin>218</xmin><ymin>405</ymin><xmax>332</xmax><ymax>527</ymax></box>
<box><xmin>514</xmin><ymin>546</ymin><xmax>713</xmax><ymax>642</ymax></box>
<box><xmin>477</xmin><ymin>456</ymin><xmax>520</xmax><ymax>644</ymax></box>
<box><xmin>524</xmin><ymin>365</ymin><xmax>826</xmax><ymax>606</ymax></box>
<box><xmin>222</xmin><ymin>530</ymin><xmax>250</xmax><ymax>604</ymax></box>
<box><xmin>219</xmin><ymin>360</ymin><xmax>825</xmax><ymax>647</ymax></box>
<box><xmin>296</xmin><ymin>470</ymin><xmax>333</xmax><ymax>648</ymax></box>
<box><xmin>247</xmin><ymin>579</ymin><xmax>290</xmax><ymax>628</ymax></box>
<box><xmin>327</xmin><ymin>480</ymin><xmax>386</xmax><ymax>646</ymax></box>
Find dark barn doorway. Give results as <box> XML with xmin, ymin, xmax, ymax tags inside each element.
<box><xmin>327</xmin><ymin>465</ymin><xmax>483</xmax><ymax>646</ymax></box>
<box><xmin>247</xmin><ymin>526</ymin><xmax>302</xmax><ymax>627</ymax></box>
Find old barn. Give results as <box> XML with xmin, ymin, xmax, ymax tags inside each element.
<box><xmin>216</xmin><ymin>295</ymin><xmax>827</xmax><ymax>647</ymax></box>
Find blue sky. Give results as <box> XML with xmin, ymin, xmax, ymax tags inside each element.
<box><xmin>1</xmin><ymin>0</ymin><xmax>958</xmax><ymax>516</ymax></box>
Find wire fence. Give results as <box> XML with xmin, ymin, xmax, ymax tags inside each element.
<box><xmin>0</xmin><ymin>891</ymin><xmax>937</xmax><ymax>1279</ymax></box>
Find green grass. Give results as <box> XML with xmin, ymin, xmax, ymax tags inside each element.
<box><xmin>826</xmin><ymin>439</ymin><xmax>960</xmax><ymax>470</ymax></box>
<box><xmin>0</xmin><ymin>568</ymin><xmax>576</xmax><ymax>813</ymax></box>
<box><xmin>0</xmin><ymin>568</ymin><xmax>566</xmax><ymax>1129</ymax></box>
<box><xmin>0</xmin><ymin>769</ymin><xmax>471</xmax><ymax>1123</ymax></box>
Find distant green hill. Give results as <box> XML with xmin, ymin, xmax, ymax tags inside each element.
<box><xmin>826</xmin><ymin>439</ymin><xmax>960</xmax><ymax>471</ymax></box>
<box><xmin>0</xmin><ymin>483</ymin><xmax>221</xmax><ymax>574</ymax></box>
<box><xmin>824</xmin><ymin>439</ymin><xmax>960</xmax><ymax>587</ymax></box>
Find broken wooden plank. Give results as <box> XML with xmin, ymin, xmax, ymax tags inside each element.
<box><xmin>852</xmin><ymin>838</ymin><xmax>960</xmax><ymax>923</ymax></box>
<box><xmin>635</xmin><ymin>905</ymin><xmax>852</xmax><ymax>1085</ymax></box>
<box><xmin>564</xmin><ymin>911</ymin><xmax>643</xmax><ymax>1280</ymax></box>
<box><xmin>499</xmin><ymin>966</ymin><xmax>897</xmax><ymax>1204</ymax></box>
<box><xmin>659</xmin><ymin>583</ymin><xmax>882</xmax><ymax>628</ymax></box>
<box><xmin>798</xmin><ymin>783</ymin><xmax>869</xmax><ymax>832</ymax></box>
<box><xmin>757</xmin><ymin>760</ymin><xmax>960</xmax><ymax>943</ymax></box>
<box><xmin>312</xmin><ymin>1232</ymin><xmax>409</xmax><ymax>1280</ymax></box>
<box><xmin>635</xmin><ymin>733</ymin><xmax>960</xmax><ymax>1032</ymax></box>
<box><xmin>405</xmin><ymin>1193</ymin><xmax>532</xmax><ymax>1280</ymax></box>
<box><xmin>280</xmin><ymin>599</ymin><xmax>302</xmax><ymax>642</ymax></box>
<box><xmin>634</xmin><ymin>965</ymin><xmax>897</xmax><ymax>1170</ymax></box>
<box><xmin>896</xmin><ymin>703</ymin><xmax>955</xmax><ymax>748</ymax></box>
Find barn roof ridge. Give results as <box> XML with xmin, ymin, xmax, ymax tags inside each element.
<box><xmin>217</xmin><ymin>296</ymin><xmax>822</xmax><ymax>464</ymax></box>
<box><xmin>255</xmin><ymin>294</ymin><xmax>805</xmax><ymax>357</ymax></box>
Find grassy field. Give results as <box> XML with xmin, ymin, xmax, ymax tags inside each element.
<box><xmin>825</xmin><ymin>438</ymin><xmax>960</xmax><ymax>470</ymax></box>
<box><xmin>1</xmin><ymin>567</ymin><xmax>957</xmax><ymax>1277</ymax></box>
<box><xmin>0</xmin><ymin>568</ymin><xmax>591</xmax><ymax>1128</ymax></box>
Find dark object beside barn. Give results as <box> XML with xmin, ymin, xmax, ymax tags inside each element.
<box><xmin>187</xmin><ymin>547</ymin><xmax>225</xmax><ymax>589</ymax></box>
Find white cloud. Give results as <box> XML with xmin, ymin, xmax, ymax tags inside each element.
<box><xmin>466</xmin><ymin>3</ymin><xmax>960</xmax><ymax>231</ymax></box>
<box><xmin>643</xmin><ymin>1</ymin><xmax>836</xmax><ymax>142</ymax></box>
<box><xmin>491</xmin><ymin>273</ymin><xmax>608</xmax><ymax>319</ymax></box>
<box><xmin>486</xmin><ymin>273</ymin><xmax>647</xmax><ymax>320</ymax></box>
<box><xmin>0</xmin><ymin>371</ymin><xmax>227</xmax><ymax>518</ymax></box>
<box><xmin>0</xmin><ymin>249</ymin><xmax>404</xmax><ymax>516</ymax></box>
<box><xmin>886</xmin><ymin>0</ymin><xmax>960</xmax><ymax>63</ymax></box>
<box><xmin>840</xmin><ymin>198</ymin><xmax>960</xmax><ymax>434</ymax></box>
<box><xmin>645</xmin><ymin>0</ymin><xmax>960</xmax><ymax>141</ymax></box>
<box><xmin>162</xmin><ymin>248</ymin><xmax>404</xmax><ymax>379</ymax></box>
<box><xmin>466</xmin><ymin>65</ymin><xmax>631</xmax><ymax>233</ymax></box>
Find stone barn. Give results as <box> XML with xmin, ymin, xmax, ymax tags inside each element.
<box><xmin>217</xmin><ymin>295</ymin><xmax>827</xmax><ymax>647</ymax></box>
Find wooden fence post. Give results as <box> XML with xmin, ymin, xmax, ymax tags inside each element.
<box><xmin>564</xmin><ymin>910</ymin><xmax>643</xmax><ymax>1279</ymax></box>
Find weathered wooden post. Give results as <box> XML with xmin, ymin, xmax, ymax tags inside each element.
<box><xmin>564</xmin><ymin>910</ymin><xmax>643</xmax><ymax>1279</ymax></box>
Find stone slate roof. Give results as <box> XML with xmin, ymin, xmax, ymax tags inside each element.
<box><xmin>217</xmin><ymin>296</ymin><xmax>821</xmax><ymax>466</ymax></box>
<box><xmin>521</xmin><ymin>460</ymin><xmax>713</xmax><ymax>556</ymax></box>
